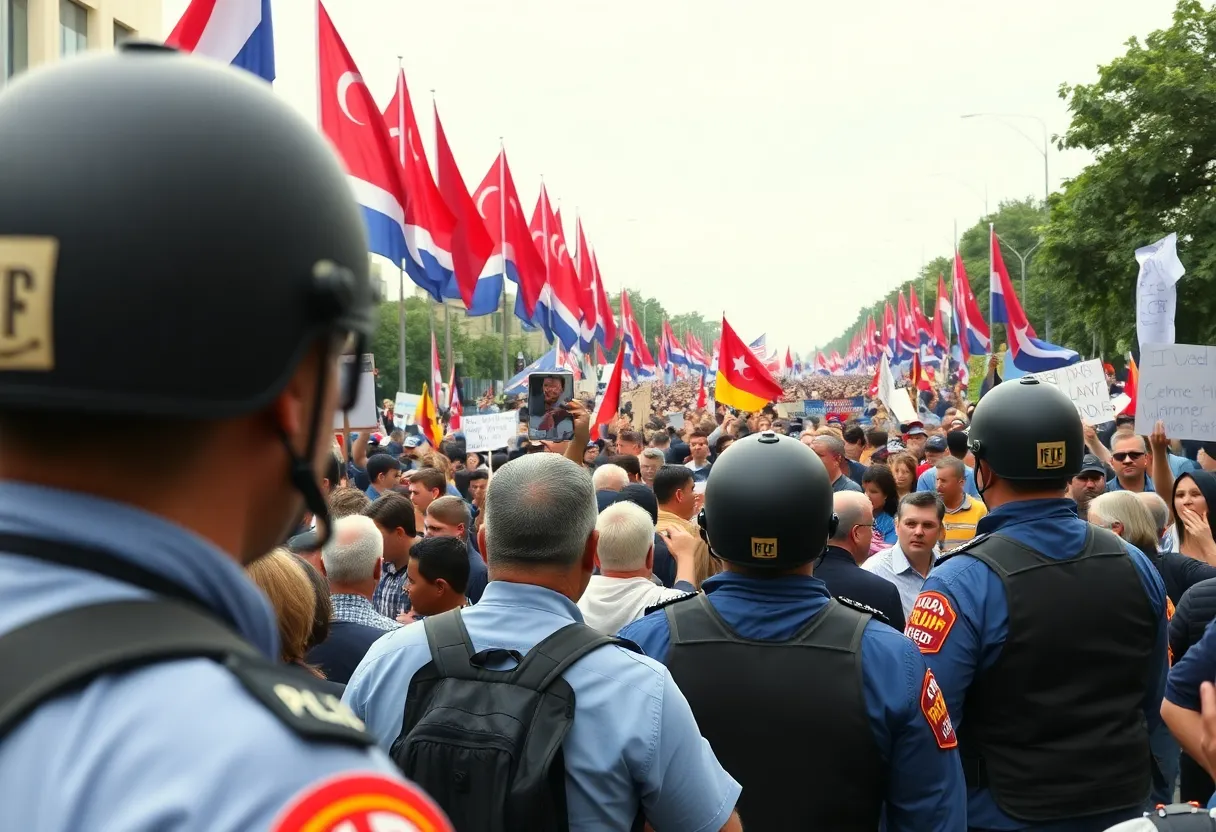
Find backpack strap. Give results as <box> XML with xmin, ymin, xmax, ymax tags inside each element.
<box><xmin>0</xmin><ymin>598</ymin><xmax>256</xmax><ymax>740</ymax></box>
<box><xmin>511</xmin><ymin>623</ymin><xmax>641</xmax><ymax>693</ymax></box>
<box><xmin>422</xmin><ymin>609</ymin><xmax>489</xmax><ymax>680</ymax></box>
<box><xmin>0</xmin><ymin>598</ymin><xmax>374</xmax><ymax>747</ymax></box>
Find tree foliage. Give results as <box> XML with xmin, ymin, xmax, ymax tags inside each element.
<box><xmin>825</xmin><ymin>0</ymin><xmax>1216</xmax><ymax>358</ymax></box>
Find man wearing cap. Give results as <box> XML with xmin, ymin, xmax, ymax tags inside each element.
<box><xmin>917</xmin><ymin>431</ymin><xmax>981</xmax><ymax>499</ymax></box>
<box><xmin>1069</xmin><ymin>454</ymin><xmax>1109</xmax><ymax>521</ymax></box>
<box><xmin>904</xmin><ymin>422</ymin><xmax>928</xmax><ymax>461</ymax></box>
<box><xmin>918</xmin><ymin>435</ymin><xmax>948</xmax><ymax>478</ymax></box>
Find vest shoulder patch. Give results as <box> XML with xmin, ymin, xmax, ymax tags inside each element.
<box><xmin>225</xmin><ymin>653</ymin><xmax>373</xmax><ymax>748</ymax></box>
<box><xmin>938</xmin><ymin>532</ymin><xmax>991</xmax><ymax>562</ymax></box>
<box><xmin>644</xmin><ymin>591</ymin><xmax>698</xmax><ymax>616</ymax></box>
<box><xmin>919</xmin><ymin>668</ymin><xmax>958</xmax><ymax>750</ymax></box>
<box><xmin>835</xmin><ymin>596</ymin><xmax>888</xmax><ymax>624</ymax></box>
<box><xmin>904</xmin><ymin>591</ymin><xmax>958</xmax><ymax>654</ymax></box>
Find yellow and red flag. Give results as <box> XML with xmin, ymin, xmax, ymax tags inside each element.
<box><xmin>715</xmin><ymin>317</ymin><xmax>783</xmax><ymax>412</ymax></box>
<box><xmin>415</xmin><ymin>383</ymin><xmax>443</xmax><ymax>448</ymax></box>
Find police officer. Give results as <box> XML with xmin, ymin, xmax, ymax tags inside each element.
<box><xmin>620</xmin><ymin>432</ymin><xmax>967</xmax><ymax>831</ymax></box>
<box><xmin>908</xmin><ymin>378</ymin><xmax>1168</xmax><ymax>831</ymax></box>
<box><xmin>0</xmin><ymin>46</ymin><xmax>451</xmax><ymax>830</ymax></box>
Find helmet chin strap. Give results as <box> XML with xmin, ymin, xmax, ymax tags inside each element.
<box><xmin>975</xmin><ymin>461</ymin><xmax>991</xmax><ymax>502</ymax></box>
<box><xmin>280</xmin><ymin>356</ymin><xmax>334</xmax><ymax>547</ymax></box>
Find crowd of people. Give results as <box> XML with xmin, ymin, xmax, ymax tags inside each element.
<box><xmin>11</xmin><ymin>46</ymin><xmax>1216</xmax><ymax>832</ymax></box>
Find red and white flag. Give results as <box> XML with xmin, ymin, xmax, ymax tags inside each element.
<box><xmin>592</xmin><ymin>351</ymin><xmax>625</xmax><ymax>434</ymax></box>
<box><xmin>447</xmin><ymin>366</ymin><xmax>462</xmax><ymax>430</ymax></box>
<box><xmin>430</xmin><ymin>330</ymin><xmax>443</xmax><ymax>399</ymax></box>
<box><xmin>696</xmin><ymin>372</ymin><xmax>708</xmax><ymax>409</ymax></box>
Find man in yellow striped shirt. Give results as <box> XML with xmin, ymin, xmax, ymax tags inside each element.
<box><xmin>936</xmin><ymin>456</ymin><xmax>987</xmax><ymax>548</ymax></box>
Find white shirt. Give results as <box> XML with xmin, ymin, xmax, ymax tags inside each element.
<box><xmin>862</xmin><ymin>542</ymin><xmax>938</xmax><ymax>620</ymax></box>
<box><xmin>577</xmin><ymin>575</ymin><xmax>689</xmax><ymax>635</ymax></box>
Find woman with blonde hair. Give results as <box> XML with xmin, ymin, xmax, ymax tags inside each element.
<box><xmin>246</xmin><ymin>549</ymin><xmax>336</xmax><ymax>687</ymax></box>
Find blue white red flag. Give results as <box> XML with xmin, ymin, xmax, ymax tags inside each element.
<box><xmin>472</xmin><ymin>150</ymin><xmax>545</xmax><ymax>320</ymax></box>
<box><xmin>434</xmin><ymin>105</ymin><xmax>496</xmax><ymax>314</ymax></box>
<box><xmin>990</xmin><ymin>226</ymin><xmax>1078</xmax><ymax>371</ymax></box>
<box><xmin>167</xmin><ymin>0</ymin><xmax>275</xmax><ymax>82</ymax></box>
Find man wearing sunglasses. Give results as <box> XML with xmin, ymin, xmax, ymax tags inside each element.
<box><xmin>1109</xmin><ymin>433</ymin><xmax>1155</xmax><ymax>493</ymax></box>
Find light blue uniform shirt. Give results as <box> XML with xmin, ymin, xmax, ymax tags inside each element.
<box><xmin>0</xmin><ymin>482</ymin><xmax>411</xmax><ymax>831</ymax></box>
<box><xmin>917</xmin><ymin>465</ymin><xmax>982</xmax><ymax>499</ymax></box>
<box><xmin>345</xmin><ymin>581</ymin><xmax>741</xmax><ymax>831</ymax></box>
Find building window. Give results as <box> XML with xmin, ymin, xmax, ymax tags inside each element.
<box><xmin>113</xmin><ymin>20</ymin><xmax>134</xmax><ymax>46</ymax></box>
<box><xmin>7</xmin><ymin>0</ymin><xmax>27</xmax><ymax>78</ymax></box>
<box><xmin>59</xmin><ymin>0</ymin><xmax>88</xmax><ymax>57</ymax></box>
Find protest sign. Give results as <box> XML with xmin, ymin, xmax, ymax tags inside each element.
<box><xmin>1135</xmin><ymin>233</ymin><xmax>1185</xmax><ymax>348</ymax></box>
<box><xmin>665</xmin><ymin>412</ymin><xmax>685</xmax><ymax>430</ymax></box>
<box><xmin>334</xmin><ymin>354</ymin><xmax>378</xmax><ymax>430</ymax></box>
<box><xmin>462</xmin><ymin>411</ymin><xmax>520</xmax><ymax>452</ymax></box>
<box><xmin>877</xmin><ymin>355</ymin><xmax>918</xmax><ymax>424</ymax></box>
<box><xmin>1025</xmin><ymin>359</ymin><xmax>1115</xmax><ymax>426</ymax></box>
<box><xmin>802</xmin><ymin>397</ymin><xmax>866</xmax><ymax>420</ymax></box>
<box><xmin>622</xmin><ymin>382</ymin><xmax>652</xmax><ymax>426</ymax></box>
<box><xmin>1134</xmin><ymin>343</ymin><xmax>1216</xmax><ymax>441</ymax></box>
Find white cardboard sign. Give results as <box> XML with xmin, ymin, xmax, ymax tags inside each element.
<box><xmin>1134</xmin><ymin>343</ymin><xmax>1216</xmax><ymax>441</ymax></box>
<box><xmin>462</xmin><ymin>411</ymin><xmax>520</xmax><ymax>452</ymax></box>
<box><xmin>1026</xmin><ymin>359</ymin><xmax>1115</xmax><ymax>426</ymax></box>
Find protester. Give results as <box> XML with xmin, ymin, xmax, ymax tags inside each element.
<box><xmin>404</xmin><ymin>536</ymin><xmax>471</xmax><ymax>617</ymax></box>
<box><xmin>654</xmin><ymin>464</ymin><xmax>717</xmax><ymax>587</ymax></box>
<box><xmin>423</xmin><ymin>496</ymin><xmax>489</xmax><ymax>603</ymax></box>
<box><xmin>862</xmin><ymin>464</ymin><xmax>900</xmax><ymax>546</ymax></box>
<box><xmin>862</xmin><ymin>491</ymin><xmax>945</xmax><ymax>619</ymax></box>
<box><xmin>815</xmin><ymin>491</ymin><xmax>906</xmax><ymax>630</ymax></box>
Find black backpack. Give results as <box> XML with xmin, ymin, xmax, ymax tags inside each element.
<box><xmin>390</xmin><ymin>608</ymin><xmax>641</xmax><ymax>832</ymax></box>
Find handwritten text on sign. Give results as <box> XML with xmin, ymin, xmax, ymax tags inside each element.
<box><xmin>1025</xmin><ymin>359</ymin><xmax>1115</xmax><ymax>426</ymax></box>
<box><xmin>1134</xmin><ymin>343</ymin><xmax>1216</xmax><ymax>441</ymax></box>
<box><xmin>462</xmin><ymin>411</ymin><xmax>520</xmax><ymax>452</ymax></box>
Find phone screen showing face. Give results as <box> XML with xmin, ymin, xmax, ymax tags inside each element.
<box><xmin>527</xmin><ymin>372</ymin><xmax>574</xmax><ymax>440</ymax></box>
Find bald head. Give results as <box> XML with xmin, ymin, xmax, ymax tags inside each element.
<box><xmin>827</xmin><ymin>491</ymin><xmax>872</xmax><ymax>563</ymax></box>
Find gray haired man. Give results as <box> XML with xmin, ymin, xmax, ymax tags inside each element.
<box><xmin>343</xmin><ymin>453</ymin><xmax>742</xmax><ymax>831</ymax></box>
<box><xmin>321</xmin><ymin>514</ymin><xmax>402</xmax><ymax>632</ymax></box>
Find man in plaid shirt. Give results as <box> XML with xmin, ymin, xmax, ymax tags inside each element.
<box><xmin>363</xmin><ymin>493</ymin><xmax>420</xmax><ymax>622</ymax></box>
<box><xmin>321</xmin><ymin>514</ymin><xmax>403</xmax><ymax>632</ymax></box>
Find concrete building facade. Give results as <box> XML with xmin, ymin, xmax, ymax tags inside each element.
<box><xmin>2</xmin><ymin>0</ymin><xmax>162</xmax><ymax>84</ymax></box>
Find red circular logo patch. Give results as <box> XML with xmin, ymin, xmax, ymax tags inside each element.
<box><xmin>272</xmin><ymin>772</ymin><xmax>452</xmax><ymax>832</ymax></box>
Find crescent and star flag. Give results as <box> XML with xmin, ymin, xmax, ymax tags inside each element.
<box><xmin>318</xmin><ymin>5</ymin><xmax>415</xmax><ymax>280</ymax></box>
<box><xmin>696</xmin><ymin>372</ymin><xmax>708</xmax><ymax>409</ymax></box>
<box><xmin>882</xmin><ymin>301</ymin><xmax>897</xmax><ymax>361</ymax></box>
<box><xmin>435</xmin><ymin>105</ymin><xmax>497</xmax><ymax>314</ymax></box>
<box><xmin>430</xmin><ymin>330</ymin><xmax>443</xmax><ymax>399</ymax></box>
<box><xmin>592</xmin><ymin>350</ymin><xmax>625</xmax><ymax>435</ymax></box>
<box><xmin>472</xmin><ymin>150</ymin><xmax>545</xmax><ymax>319</ymax></box>
<box><xmin>576</xmin><ymin>219</ymin><xmax>599</xmax><ymax>352</ymax></box>
<box><xmin>716</xmin><ymin>317</ymin><xmax>783</xmax><ymax>412</ymax></box>
<box><xmin>447</xmin><ymin>367</ymin><xmax>462</xmax><ymax>430</ymax></box>
<box><xmin>619</xmin><ymin>290</ymin><xmax>655</xmax><ymax>375</ymax></box>
<box><xmin>167</xmin><ymin>0</ymin><xmax>275</xmax><ymax>82</ymax></box>
<box><xmin>415</xmin><ymin>384</ymin><xmax>443</xmax><ymax>449</ymax></box>
<box><xmin>989</xmin><ymin>225</ymin><xmax>1078</xmax><ymax>371</ymax></box>
<box><xmin>382</xmin><ymin>68</ymin><xmax>454</xmax><ymax>301</ymax></box>
<box><xmin>896</xmin><ymin>292</ymin><xmax>917</xmax><ymax>363</ymax></box>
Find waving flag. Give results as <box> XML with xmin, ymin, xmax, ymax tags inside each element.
<box><xmin>434</xmin><ymin>106</ymin><xmax>497</xmax><ymax>313</ymax></box>
<box><xmin>591</xmin><ymin>349</ymin><xmax>625</xmax><ymax>434</ymax></box>
<box><xmin>589</xmin><ymin>253</ymin><xmax>616</xmax><ymax>349</ymax></box>
<box><xmin>447</xmin><ymin>366</ymin><xmax>462</xmax><ymax>430</ymax></box>
<box><xmin>318</xmin><ymin>7</ymin><xmax>417</xmax><ymax>283</ymax></box>
<box><xmin>381</xmin><ymin>68</ymin><xmax>454</xmax><ymax>301</ymax></box>
<box><xmin>952</xmin><ymin>250</ymin><xmax>989</xmax><ymax>359</ymax></box>
<box><xmin>664</xmin><ymin>321</ymin><xmax>689</xmax><ymax>367</ymax></box>
<box><xmin>696</xmin><ymin>372</ymin><xmax>708</xmax><ymax>409</ymax></box>
<box><xmin>525</xmin><ymin>190</ymin><xmax>581</xmax><ymax>348</ymax></box>
<box><xmin>167</xmin><ymin>0</ymin><xmax>275</xmax><ymax>82</ymax></box>
<box><xmin>575</xmin><ymin>219</ymin><xmax>599</xmax><ymax>352</ymax></box>
<box><xmin>882</xmin><ymin>301</ymin><xmax>897</xmax><ymax>361</ymax></box>
<box><xmin>716</xmin><ymin>317</ymin><xmax>783</xmax><ymax>411</ymax></box>
<box><xmin>990</xmin><ymin>226</ymin><xmax>1078</xmax><ymax>371</ymax></box>
<box><xmin>909</xmin><ymin>286</ymin><xmax>932</xmax><ymax>348</ymax></box>
<box><xmin>783</xmin><ymin>348</ymin><xmax>795</xmax><ymax>376</ymax></box>
<box><xmin>896</xmin><ymin>292</ymin><xmax>917</xmax><ymax>363</ymax></box>
<box><xmin>933</xmin><ymin>274</ymin><xmax>952</xmax><ymax>354</ymax></box>
<box><xmin>749</xmin><ymin>334</ymin><xmax>768</xmax><ymax>360</ymax></box>
<box><xmin>472</xmin><ymin>149</ymin><xmax>545</xmax><ymax>320</ymax></box>
<box><xmin>430</xmin><ymin>330</ymin><xmax>443</xmax><ymax>399</ymax></box>
<box><xmin>619</xmin><ymin>291</ymin><xmax>656</xmax><ymax>377</ymax></box>
<box><xmin>415</xmin><ymin>384</ymin><xmax>443</xmax><ymax>449</ymax></box>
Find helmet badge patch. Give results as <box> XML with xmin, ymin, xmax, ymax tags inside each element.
<box><xmin>1036</xmin><ymin>442</ymin><xmax>1067</xmax><ymax>470</ymax></box>
<box><xmin>751</xmin><ymin>537</ymin><xmax>778</xmax><ymax>559</ymax></box>
<box><xmin>0</xmin><ymin>237</ymin><xmax>57</xmax><ymax>371</ymax></box>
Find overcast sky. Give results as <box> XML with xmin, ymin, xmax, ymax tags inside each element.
<box><xmin>165</xmin><ymin>0</ymin><xmax>1179</xmax><ymax>354</ymax></box>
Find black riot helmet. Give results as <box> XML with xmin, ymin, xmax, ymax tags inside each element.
<box><xmin>0</xmin><ymin>44</ymin><xmax>376</xmax><ymax>539</ymax></box>
<box><xmin>699</xmin><ymin>432</ymin><xmax>838</xmax><ymax>569</ymax></box>
<box><xmin>968</xmin><ymin>377</ymin><xmax>1083</xmax><ymax>485</ymax></box>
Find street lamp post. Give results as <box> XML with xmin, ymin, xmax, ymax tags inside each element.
<box><xmin>995</xmin><ymin>233</ymin><xmax>1043</xmax><ymax>305</ymax></box>
<box><xmin>961</xmin><ymin>111</ymin><xmax>1052</xmax><ymax>335</ymax></box>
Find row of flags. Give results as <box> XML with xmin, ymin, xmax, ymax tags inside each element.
<box><xmin>818</xmin><ymin>225</ymin><xmax>1079</xmax><ymax>378</ymax></box>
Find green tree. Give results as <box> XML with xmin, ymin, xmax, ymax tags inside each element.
<box><xmin>1038</xmin><ymin>0</ymin><xmax>1216</xmax><ymax>352</ymax></box>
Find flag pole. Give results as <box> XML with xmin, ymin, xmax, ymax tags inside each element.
<box><xmin>541</xmin><ymin>176</ymin><xmax>553</xmax><ymax>339</ymax></box>
<box><xmin>396</xmin><ymin>57</ymin><xmax>407</xmax><ymax>393</ymax></box>
<box><xmin>988</xmin><ymin>221</ymin><xmax>995</xmax><ymax>356</ymax></box>
<box><xmin>499</xmin><ymin>139</ymin><xmax>509</xmax><ymax>387</ymax></box>
<box><xmin>431</xmin><ymin>89</ymin><xmax>453</xmax><ymax>384</ymax></box>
